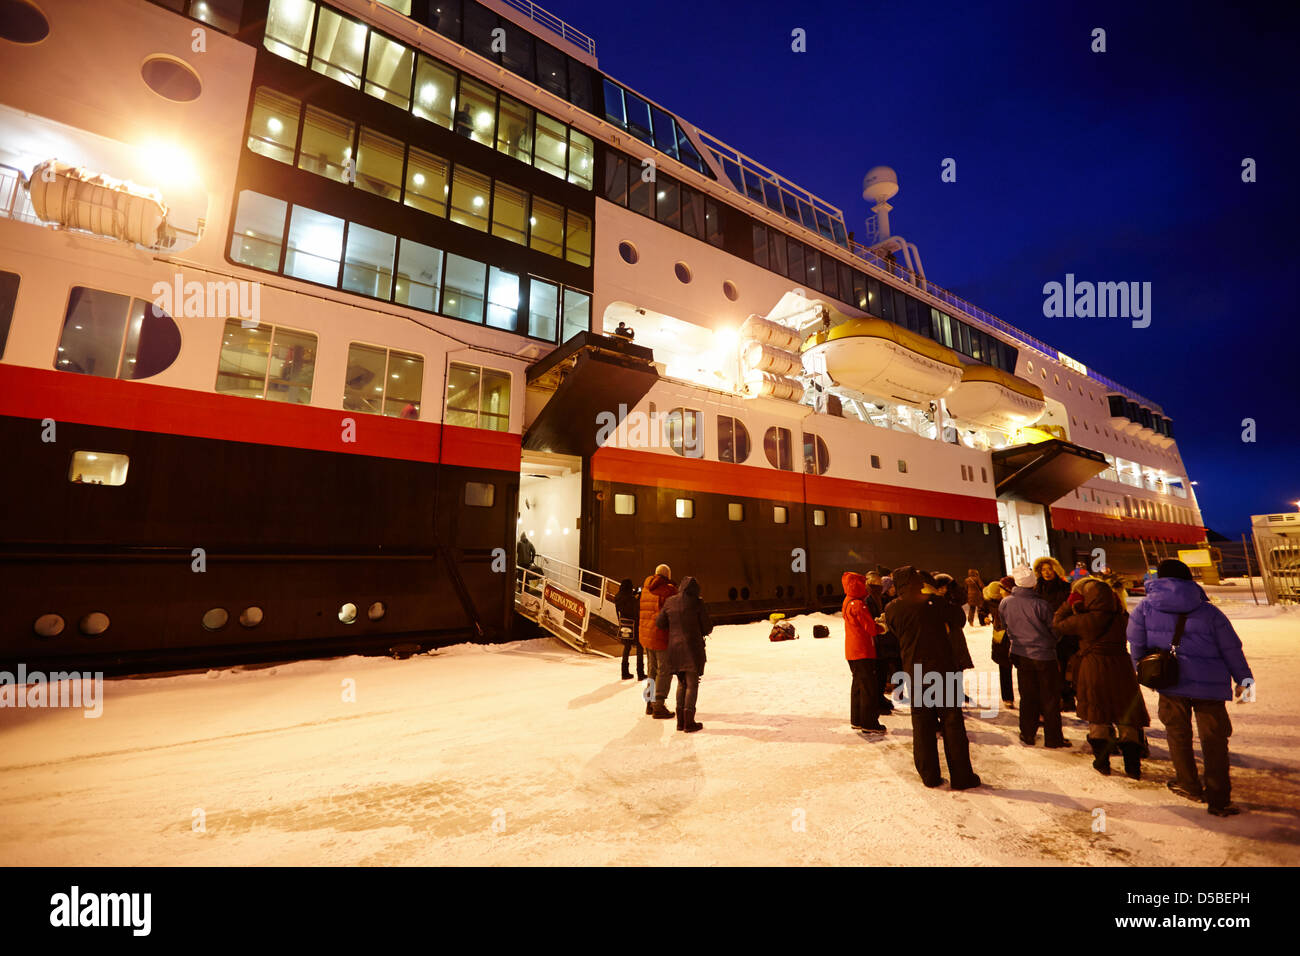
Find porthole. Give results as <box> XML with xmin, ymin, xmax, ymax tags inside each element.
<box><xmin>201</xmin><ymin>607</ymin><xmax>229</xmax><ymax>631</ymax></box>
<box><xmin>740</xmin><ymin>587</ymin><xmax>750</xmax><ymax>600</ymax></box>
<box><xmin>722</xmin><ymin>280</ymin><xmax>739</xmax><ymax>301</ymax></box>
<box><xmin>368</xmin><ymin>601</ymin><xmax>387</xmax><ymax>621</ymax></box>
<box><xmin>673</xmin><ymin>261</ymin><xmax>692</xmax><ymax>284</ymax></box>
<box><xmin>728</xmin><ymin>587</ymin><xmax>738</xmax><ymax>601</ymax></box>
<box><xmin>618</xmin><ymin>240</ymin><xmax>638</xmax><ymax>264</ymax></box>
<box><xmin>0</xmin><ymin>0</ymin><xmax>48</xmax><ymax>43</ymax></box>
<box><xmin>79</xmin><ymin>612</ymin><xmax>110</xmax><ymax>637</ymax></box>
<box><xmin>33</xmin><ymin>613</ymin><xmax>64</xmax><ymax>638</ymax></box>
<box><xmin>815</xmin><ymin>583</ymin><xmax>824</xmax><ymax>597</ymax></box>
<box><xmin>339</xmin><ymin>602</ymin><xmax>358</xmax><ymax>624</ymax></box>
<box><xmin>239</xmin><ymin>606</ymin><xmax>264</xmax><ymax>628</ymax></box>
<box><xmin>776</xmin><ymin>585</ymin><xmax>784</xmax><ymax>598</ymax></box>
<box><xmin>140</xmin><ymin>55</ymin><xmax>202</xmax><ymax>102</ymax></box>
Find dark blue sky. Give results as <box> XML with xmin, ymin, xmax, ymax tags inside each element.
<box><xmin>554</xmin><ymin>0</ymin><xmax>1298</xmax><ymax>538</ymax></box>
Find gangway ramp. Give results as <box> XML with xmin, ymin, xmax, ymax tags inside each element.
<box><xmin>514</xmin><ymin>555</ymin><xmax>625</xmax><ymax>657</ymax></box>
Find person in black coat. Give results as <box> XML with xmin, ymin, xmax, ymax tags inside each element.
<box><xmin>655</xmin><ymin>576</ymin><xmax>712</xmax><ymax>732</ymax></box>
<box><xmin>1033</xmin><ymin>557</ymin><xmax>1075</xmax><ymax>710</ymax></box>
<box><xmin>884</xmin><ymin>566</ymin><xmax>981</xmax><ymax>790</ymax></box>
<box><xmin>613</xmin><ymin>578</ymin><xmax>644</xmax><ymax>682</ymax></box>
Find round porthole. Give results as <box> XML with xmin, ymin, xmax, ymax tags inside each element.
<box><xmin>367</xmin><ymin>601</ymin><xmax>387</xmax><ymax>622</ymax></box>
<box><xmin>727</xmin><ymin>587</ymin><xmax>738</xmax><ymax>601</ymax></box>
<box><xmin>740</xmin><ymin>587</ymin><xmax>750</xmax><ymax>600</ymax></box>
<box><xmin>618</xmin><ymin>240</ymin><xmax>638</xmax><ymax>264</ymax></box>
<box><xmin>674</xmin><ymin>261</ymin><xmax>692</xmax><ymax>284</ymax></box>
<box><xmin>722</xmin><ymin>280</ymin><xmax>739</xmax><ymax>301</ymax></box>
<box><xmin>140</xmin><ymin>55</ymin><xmax>202</xmax><ymax>102</ymax></box>
<box><xmin>33</xmin><ymin>613</ymin><xmax>64</xmax><ymax>638</ymax></box>
<box><xmin>79</xmin><ymin>612</ymin><xmax>110</xmax><ymax>637</ymax></box>
<box><xmin>201</xmin><ymin>607</ymin><xmax>229</xmax><ymax>631</ymax></box>
<box><xmin>239</xmin><ymin>606</ymin><xmax>264</xmax><ymax>628</ymax></box>
<box><xmin>815</xmin><ymin>583</ymin><xmax>824</xmax><ymax>597</ymax></box>
<box><xmin>0</xmin><ymin>1</ymin><xmax>49</xmax><ymax>44</ymax></box>
<box><xmin>775</xmin><ymin>585</ymin><xmax>784</xmax><ymax>598</ymax></box>
<box><xmin>339</xmin><ymin>602</ymin><xmax>358</xmax><ymax>624</ymax></box>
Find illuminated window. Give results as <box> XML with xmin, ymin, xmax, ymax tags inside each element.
<box><xmin>285</xmin><ymin>205</ymin><xmax>344</xmax><ymax>285</ymax></box>
<box><xmin>675</xmin><ymin>498</ymin><xmax>694</xmax><ymax>519</ymax></box>
<box><xmin>343</xmin><ymin>343</ymin><xmax>423</xmax><ymax>418</ymax></box>
<box><xmin>568</xmin><ymin>130</ymin><xmax>594</xmax><ymax>189</ymax></box>
<box><xmin>364</xmin><ymin>32</ymin><xmax>414</xmax><ymax>109</ymax></box>
<box><xmin>247</xmin><ymin>88</ymin><xmax>300</xmax><ymax>164</ymax></box>
<box><xmin>230</xmin><ymin>190</ymin><xmax>287</xmax><ymax>270</ymax></box>
<box><xmin>394</xmin><ymin>238</ymin><xmax>442</xmax><ymax>312</ymax></box>
<box><xmin>908</xmin><ymin>516</ymin><xmax>919</xmax><ymax>531</ymax></box>
<box><xmin>802</xmin><ymin>432</ymin><xmax>830</xmax><ymax>475</ymax></box>
<box><xmin>311</xmin><ymin>9</ymin><xmax>367</xmax><ymax>89</ymax></box>
<box><xmin>265</xmin><ymin>0</ymin><xmax>315</xmax><ymax>66</ymax></box>
<box><xmin>528</xmin><ymin>279</ymin><xmax>558</xmax><ymax>341</ymax></box>
<box><xmin>533</xmin><ymin>113</ymin><xmax>567</xmax><ymax>178</ymax></box>
<box><xmin>491</xmin><ymin>183</ymin><xmax>528</xmax><ymax>246</ymax></box>
<box><xmin>728</xmin><ymin>502</ymin><xmax>745</xmax><ymax>521</ymax></box>
<box><xmin>664</xmin><ymin>407</ymin><xmax>703</xmax><ymax>458</ymax></box>
<box><xmin>356</xmin><ymin>127</ymin><xmax>404</xmax><ymax>200</ymax></box>
<box><xmin>445</xmin><ymin>361</ymin><xmax>511</xmax><ymax>431</ymax></box>
<box><xmin>614</xmin><ymin>494</ymin><xmax>636</xmax><ymax>515</ymax></box>
<box><xmin>496</xmin><ymin>94</ymin><xmax>533</xmax><ymax>162</ymax></box>
<box><xmin>529</xmin><ymin>196</ymin><xmax>565</xmax><ymax>257</ymax></box>
<box><xmin>764</xmin><ymin>426</ymin><xmax>793</xmax><ymax>471</ymax></box>
<box><xmin>562</xmin><ymin>288</ymin><xmax>590</xmax><ymax>341</ymax></box>
<box><xmin>298</xmin><ymin>106</ymin><xmax>354</xmax><ymax>182</ymax></box>
<box><xmin>566</xmin><ymin>211</ymin><xmax>592</xmax><ymax>267</ymax></box>
<box><xmin>848</xmin><ymin>512</ymin><xmax>860</xmax><ymax>528</ymax></box>
<box><xmin>880</xmin><ymin>514</ymin><xmax>892</xmax><ymax>530</ymax></box>
<box><xmin>464</xmin><ymin>482</ymin><xmax>495</xmax><ymax>507</ymax></box>
<box><xmin>486</xmin><ymin>267</ymin><xmax>519</xmax><ymax>331</ymax></box>
<box><xmin>442</xmin><ymin>254</ymin><xmax>486</xmax><ymax>323</ymax></box>
<box><xmin>56</xmin><ymin>288</ymin><xmax>180</xmax><ymax>380</ymax></box>
<box><xmin>456</xmin><ymin>75</ymin><xmax>497</xmax><ymax>146</ymax></box>
<box><xmin>413</xmin><ymin>55</ymin><xmax>456</xmax><ymax>129</ymax></box>
<box><xmin>449</xmin><ymin>165</ymin><xmax>491</xmax><ymax>232</ymax></box>
<box><xmin>717</xmin><ymin>415</ymin><xmax>751</xmax><ymax>464</ymax></box>
<box><xmin>68</xmin><ymin>451</ymin><xmax>129</xmax><ymax>486</ymax></box>
<box><xmin>215</xmin><ymin>318</ymin><xmax>316</xmax><ymax>403</ymax></box>
<box><xmin>813</xmin><ymin>509</ymin><xmax>826</xmax><ymax>527</ymax></box>
<box><xmin>773</xmin><ymin>505</ymin><xmax>788</xmax><ymax>524</ymax></box>
<box><xmin>342</xmin><ymin>224</ymin><xmax>396</xmax><ymax>299</ymax></box>
<box><xmin>898</xmin><ymin>459</ymin><xmax>908</xmax><ymax>474</ymax></box>
<box><xmin>404</xmin><ymin>147</ymin><xmax>448</xmax><ymax>217</ymax></box>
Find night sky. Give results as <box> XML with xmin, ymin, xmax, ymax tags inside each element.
<box><xmin>554</xmin><ymin>0</ymin><xmax>1298</xmax><ymax>539</ymax></box>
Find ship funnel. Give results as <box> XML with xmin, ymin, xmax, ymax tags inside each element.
<box><xmin>862</xmin><ymin>166</ymin><xmax>899</xmax><ymax>242</ymax></box>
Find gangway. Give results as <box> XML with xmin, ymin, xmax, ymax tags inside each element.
<box><xmin>514</xmin><ymin>553</ymin><xmax>626</xmax><ymax>656</ymax></box>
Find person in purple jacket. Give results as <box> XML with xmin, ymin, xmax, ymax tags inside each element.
<box><xmin>1128</xmin><ymin>559</ymin><xmax>1254</xmax><ymax>817</ymax></box>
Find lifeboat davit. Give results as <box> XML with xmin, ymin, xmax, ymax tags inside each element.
<box><xmin>945</xmin><ymin>364</ymin><xmax>1046</xmax><ymax>432</ymax></box>
<box><xmin>801</xmin><ymin>318</ymin><xmax>963</xmax><ymax>406</ymax></box>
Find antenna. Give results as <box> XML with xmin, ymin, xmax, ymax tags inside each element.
<box><xmin>862</xmin><ymin>166</ymin><xmax>899</xmax><ymax>241</ymax></box>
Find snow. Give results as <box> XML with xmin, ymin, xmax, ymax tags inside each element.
<box><xmin>1</xmin><ymin>585</ymin><xmax>1297</xmax><ymax>866</ymax></box>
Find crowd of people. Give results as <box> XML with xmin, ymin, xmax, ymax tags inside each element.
<box><xmin>611</xmin><ymin>556</ymin><xmax>1253</xmax><ymax>817</ymax></box>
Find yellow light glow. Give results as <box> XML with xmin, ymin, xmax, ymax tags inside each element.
<box><xmin>138</xmin><ymin>140</ymin><xmax>198</xmax><ymax>188</ymax></box>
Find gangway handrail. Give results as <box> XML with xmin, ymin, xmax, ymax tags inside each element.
<box><xmin>530</xmin><ymin>552</ymin><xmax>621</xmax><ymax>624</ymax></box>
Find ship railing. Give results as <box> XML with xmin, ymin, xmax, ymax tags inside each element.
<box><xmin>530</xmin><ymin>552</ymin><xmax>621</xmax><ymax>624</ymax></box>
<box><xmin>495</xmin><ymin>0</ymin><xmax>596</xmax><ymax>56</ymax></box>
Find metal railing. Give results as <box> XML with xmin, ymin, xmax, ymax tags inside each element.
<box><xmin>528</xmin><ymin>552</ymin><xmax>620</xmax><ymax>625</ymax></box>
<box><xmin>496</xmin><ymin>0</ymin><xmax>596</xmax><ymax>56</ymax></box>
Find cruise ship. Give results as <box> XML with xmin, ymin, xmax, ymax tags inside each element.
<box><xmin>0</xmin><ymin>0</ymin><xmax>1207</xmax><ymax>670</ymax></box>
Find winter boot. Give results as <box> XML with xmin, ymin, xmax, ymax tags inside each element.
<box><xmin>621</xmin><ymin>666</ymin><xmax>633</xmax><ymax>681</ymax></box>
<box><xmin>651</xmin><ymin>700</ymin><xmax>675</xmax><ymax>720</ymax></box>
<box><xmin>676</xmin><ymin>710</ymin><xmax>684</xmax><ymax>731</ymax></box>
<box><xmin>645</xmin><ymin>701</ymin><xmax>654</xmax><ymax>716</ymax></box>
<box><xmin>1088</xmin><ymin>738</ymin><xmax>1112</xmax><ymax>776</ymax></box>
<box><xmin>683</xmin><ymin>709</ymin><xmax>703</xmax><ymax>732</ymax></box>
<box><xmin>1118</xmin><ymin>741</ymin><xmax>1142</xmax><ymax>780</ymax></box>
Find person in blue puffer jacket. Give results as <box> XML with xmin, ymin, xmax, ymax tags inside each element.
<box><xmin>1128</xmin><ymin>559</ymin><xmax>1254</xmax><ymax>817</ymax></box>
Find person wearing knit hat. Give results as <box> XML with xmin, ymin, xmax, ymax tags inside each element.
<box><xmin>983</xmin><ymin>574</ymin><xmax>1016</xmax><ymax>708</ymax></box>
<box><xmin>637</xmin><ymin>564</ymin><xmax>678</xmax><ymax>718</ymax></box>
<box><xmin>1000</xmin><ymin>566</ymin><xmax>1068</xmax><ymax>747</ymax></box>
<box><xmin>655</xmin><ymin>563</ymin><xmax>672</xmax><ymax>578</ymax></box>
<box><xmin>1156</xmin><ymin>558</ymin><xmax>1193</xmax><ymax>581</ymax></box>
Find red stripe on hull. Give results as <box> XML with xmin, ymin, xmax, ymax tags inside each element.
<box><xmin>1051</xmin><ymin>506</ymin><xmax>1204</xmax><ymax>545</ymax></box>
<box><xmin>592</xmin><ymin>447</ymin><xmax>998</xmax><ymax>522</ymax></box>
<box><xmin>0</xmin><ymin>364</ymin><xmax>521</xmax><ymax>470</ymax></box>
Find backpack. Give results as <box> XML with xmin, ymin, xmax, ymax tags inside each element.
<box><xmin>769</xmin><ymin>621</ymin><xmax>798</xmax><ymax>642</ymax></box>
<box><xmin>812</xmin><ymin>624</ymin><xmax>830</xmax><ymax>639</ymax></box>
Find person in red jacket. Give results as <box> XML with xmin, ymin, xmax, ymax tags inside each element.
<box><xmin>843</xmin><ymin>571</ymin><xmax>886</xmax><ymax>734</ymax></box>
<box><xmin>638</xmin><ymin>564</ymin><xmax>678</xmax><ymax>718</ymax></box>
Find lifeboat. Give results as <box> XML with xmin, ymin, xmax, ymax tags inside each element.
<box><xmin>945</xmin><ymin>364</ymin><xmax>1046</xmax><ymax>432</ymax></box>
<box><xmin>27</xmin><ymin>160</ymin><xmax>173</xmax><ymax>248</ymax></box>
<box><xmin>801</xmin><ymin>318</ymin><xmax>963</xmax><ymax>406</ymax></box>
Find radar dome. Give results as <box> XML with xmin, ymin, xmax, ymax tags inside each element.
<box><xmin>863</xmin><ymin>166</ymin><xmax>899</xmax><ymax>204</ymax></box>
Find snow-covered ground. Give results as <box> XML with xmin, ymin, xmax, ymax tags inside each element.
<box><xmin>1</xmin><ymin>581</ymin><xmax>1297</xmax><ymax>866</ymax></box>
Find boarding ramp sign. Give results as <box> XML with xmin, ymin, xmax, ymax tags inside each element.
<box><xmin>541</xmin><ymin>580</ymin><xmax>590</xmax><ymax>642</ymax></box>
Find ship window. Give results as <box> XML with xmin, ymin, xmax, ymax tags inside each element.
<box><xmin>569</xmin><ymin>58</ymin><xmax>593</xmax><ymax>112</ymax></box>
<box><xmin>56</xmin><ymin>288</ymin><xmax>180</xmax><ymax>380</ymax></box>
<box><xmin>356</xmin><ymin>128</ymin><xmax>404</xmax><ymax>200</ymax></box>
<box><xmin>624</xmin><ymin>93</ymin><xmax>653</xmax><ymax>144</ymax></box>
<box><xmin>813</xmin><ymin>509</ymin><xmax>826</xmax><ymax>527</ymax></box>
<box><xmin>870</xmin><ymin>455</ymin><xmax>881</xmax><ymax>469</ymax></box>
<box><xmin>464</xmin><ymin>482</ymin><xmax>495</xmax><ymax>507</ymax></box>
<box><xmin>536</xmin><ymin>41</ymin><xmax>567</xmax><ymax>99</ymax></box>
<box><xmin>983</xmin><ymin>523</ymin><xmax>990</xmax><ymax>534</ymax></box>
<box><xmin>67</xmin><ymin>451</ymin><xmax>129</xmax><ymax>486</ymax></box>
<box><xmin>718</xmin><ymin>415</ymin><xmax>751</xmax><ymax>464</ymax></box>
<box><xmin>298</xmin><ymin>106</ymin><xmax>355</xmax><ymax>183</ymax></box>
<box><xmin>247</xmin><ymin>88</ymin><xmax>300</xmax><ymax>164</ymax></box>
<box><xmin>230</xmin><ymin>191</ymin><xmax>287</xmax><ymax>270</ymax></box>
<box><xmin>981</xmin><ymin>467</ymin><xmax>988</xmax><ymax>483</ymax></box>
<box><xmin>496</xmin><ymin>94</ymin><xmax>534</xmax><ymax>163</ymax></box>
<box><xmin>880</xmin><ymin>514</ymin><xmax>892</xmax><ymax>530</ymax></box>
<box><xmin>705</xmin><ymin>199</ymin><xmax>724</xmax><ymax>247</ymax></box>
<box><xmin>404</xmin><ymin>147</ymin><xmax>448</xmax><ymax>217</ymax></box>
<box><xmin>342</xmin><ymin>224</ymin><xmax>396</xmax><ymax>300</ymax></box>
<box><xmin>655</xmin><ymin>175</ymin><xmax>681</xmax><ymax>229</ymax></box>
<box><xmin>312</xmin><ymin>8</ymin><xmax>366</xmax><ymax>89</ymax></box>
<box><xmin>897</xmin><ymin>459</ymin><xmax>908</xmax><ymax>473</ymax></box>
<box><xmin>681</xmin><ymin>187</ymin><xmax>705</xmax><ymax>239</ymax></box>
<box><xmin>529</xmin><ymin>196</ymin><xmax>565</xmax><ymax>258</ymax></box>
<box><xmin>604</xmin><ymin>152</ymin><xmax>629</xmax><ymax>206</ymax></box>
<box><xmin>614</xmin><ymin>493</ymin><xmax>636</xmax><ymax>515</ymax></box>
<box><xmin>395</xmin><ymin>238</ymin><xmax>442</xmax><ymax>312</ymax></box>
<box><xmin>498</xmin><ymin>19</ymin><xmax>534</xmax><ymax>80</ymax></box>
<box><xmin>769</xmin><ymin>230</ymin><xmax>788</xmax><ymax>273</ymax></box>
<box><xmin>442</xmin><ymin>254</ymin><xmax>486</xmax><ymax>323</ymax></box>
<box><xmin>215</xmin><ymin>318</ymin><xmax>316</xmax><ymax>403</ymax></box>
<box><xmin>675</xmin><ymin>498</ymin><xmax>694</xmax><ymax>519</ymax></box>
<box><xmin>365</xmin><ymin>32</ymin><xmax>414</xmax><ymax>109</ymax></box>
<box><xmin>628</xmin><ymin>162</ymin><xmax>653</xmax><ymax>217</ymax></box>
<box><xmin>455</xmin><ymin>75</ymin><xmax>497</xmax><ymax>147</ymax></box>
<box><xmin>566</xmin><ymin>211</ymin><xmax>592</xmax><ymax>267</ymax></box>
<box><xmin>0</xmin><ymin>270</ymin><xmax>16</xmax><ymax>359</ymax></box>
<box><xmin>343</xmin><ymin>343</ymin><xmax>423</xmax><ymax>418</ymax></box>
<box><xmin>664</xmin><ymin>408</ymin><xmax>703</xmax><ymax>458</ymax></box>
<box><xmin>787</xmin><ymin>242</ymin><xmax>805</xmax><ymax>284</ymax></box>
<box><xmin>491</xmin><ymin>183</ymin><xmax>528</xmax><ymax>246</ymax></box>
<box><xmin>533</xmin><ymin>113</ymin><xmax>567</xmax><ymax>179</ymax></box>
<box><xmin>528</xmin><ymin>279</ymin><xmax>558</xmax><ymax>341</ymax></box>
<box><xmin>954</xmin><ymin>520</ymin><xmax>963</xmax><ymax>533</ymax></box>
<box><xmin>562</xmin><ymin>288</ymin><xmax>591</xmax><ymax>341</ymax></box>
<box><xmin>449</xmin><ymin>165</ymin><xmax>491</xmax><ymax>232</ymax></box>
<box><xmin>286</xmin><ymin>205</ymin><xmax>344</xmax><ymax>285</ymax></box>
<box><xmin>774</xmin><ymin>506</ymin><xmax>788</xmax><ymax>524</ymax></box>
<box><xmin>650</xmin><ymin>106</ymin><xmax>678</xmax><ymax>159</ymax></box>
<box><xmin>445</xmin><ymin>362</ymin><xmax>511</xmax><ymax>431</ymax></box>
<box><xmin>752</xmin><ymin>224</ymin><xmax>769</xmax><ymax>269</ymax></box>
<box><xmin>602</xmin><ymin>79</ymin><xmax>626</xmax><ymax>127</ymax></box>
<box><xmin>487</xmin><ymin>267</ymin><xmax>520</xmax><ymax>331</ymax></box>
<box><xmin>908</xmin><ymin>516</ymin><xmax>919</xmax><ymax>531</ymax></box>
<box><xmin>802</xmin><ymin>433</ymin><xmax>830</xmax><ymax>475</ymax></box>
<box><xmin>265</xmin><ymin>0</ymin><xmax>315</xmax><ymax>66</ymax></box>
<box><xmin>728</xmin><ymin>502</ymin><xmax>745</xmax><ymax>521</ymax></box>
<box><xmin>568</xmin><ymin>130</ymin><xmax>594</xmax><ymax>190</ymax></box>
<box><xmin>764</xmin><ymin>426</ymin><xmax>793</xmax><ymax>471</ymax></box>
<box><xmin>674</xmin><ymin>262</ymin><xmax>692</xmax><ymax>284</ymax></box>
<box><xmin>413</xmin><ymin>55</ymin><xmax>455</xmax><ymax>129</ymax></box>
<box><xmin>723</xmin><ymin>280</ymin><xmax>739</xmax><ymax>301</ymax></box>
<box><xmin>935</xmin><ymin>518</ymin><xmax>944</xmax><ymax>532</ymax></box>
<box><xmin>618</xmin><ymin>241</ymin><xmax>638</xmax><ymax>264</ymax></box>
<box><xmin>848</xmin><ymin>511</ymin><xmax>860</xmax><ymax>528</ymax></box>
